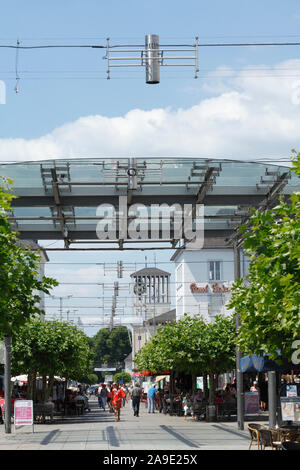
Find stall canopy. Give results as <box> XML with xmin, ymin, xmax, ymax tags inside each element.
<box><xmin>240</xmin><ymin>354</ymin><xmax>299</xmax><ymax>373</ymax></box>
<box><xmin>11</xmin><ymin>375</ymin><xmax>28</xmax><ymax>383</ymax></box>
<box><xmin>155</xmin><ymin>375</ymin><xmax>169</xmax><ymax>383</ymax></box>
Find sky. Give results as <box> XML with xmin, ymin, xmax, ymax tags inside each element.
<box><xmin>1</xmin><ymin>1</ymin><xmax>300</xmax><ymax>335</ymax></box>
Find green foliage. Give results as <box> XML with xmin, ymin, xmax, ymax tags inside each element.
<box><xmin>135</xmin><ymin>314</ymin><xmax>236</xmax><ymax>376</ymax></box>
<box><xmin>90</xmin><ymin>326</ymin><xmax>131</xmax><ymax>366</ymax></box>
<box><xmin>0</xmin><ymin>177</ymin><xmax>58</xmax><ymax>336</ymax></box>
<box><xmin>113</xmin><ymin>372</ymin><xmax>132</xmax><ymax>384</ymax></box>
<box><xmin>228</xmin><ymin>151</ymin><xmax>300</xmax><ymax>361</ymax></box>
<box><xmin>11</xmin><ymin>318</ymin><xmax>93</xmax><ymax>381</ymax></box>
<box><xmin>79</xmin><ymin>373</ymin><xmax>99</xmax><ymax>385</ymax></box>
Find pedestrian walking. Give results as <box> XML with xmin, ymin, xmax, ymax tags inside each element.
<box><xmin>106</xmin><ymin>385</ymin><xmax>113</xmax><ymax>412</ymax></box>
<box><xmin>97</xmin><ymin>384</ymin><xmax>103</xmax><ymax>409</ymax></box>
<box><xmin>121</xmin><ymin>384</ymin><xmax>127</xmax><ymax>407</ymax></box>
<box><xmin>109</xmin><ymin>383</ymin><xmax>127</xmax><ymax>422</ymax></box>
<box><xmin>130</xmin><ymin>382</ymin><xmax>142</xmax><ymax>417</ymax></box>
<box><xmin>156</xmin><ymin>388</ymin><xmax>164</xmax><ymax>413</ymax></box>
<box><xmin>99</xmin><ymin>383</ymin><xmax>108</xmax><ymax>410</ymax></box>
<box><xmin>147</xmin><ymin>384</ymin><xmax>156</xmax><ymax>414</ymax></box>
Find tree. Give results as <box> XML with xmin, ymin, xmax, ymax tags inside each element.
<box><xmin>0</xmin><ymin>177</ymin><xmax>58</xmax><ymax>336</ymax></box>
<box><xmin>91</xmin><ymin>326</ymin><xmax>131</xmax><ymax>366</ymax></box>
<box><xmin>11</xmin><ymin>318</ymin><xmax>93</xmax><ymax>401</ymax></box>
<box><xmin>227</xmin><ymin>152</ymin><xmax>300</xmax><ymax>362</ymax></box>
<box><xmin>79</xmin><ymin>373</ymin><xmax>99</xmax><ymax>385</ymax></box>
<box><xmin>135</xmin><ymin>314</ymin><xmax>236</xmax><ymax>403</ymax></box>
<box><xmin>0</xmin><ymin>178</ymin><xmax>58</xmax><ymax>432</ymax></box>
<box><xmin>113</xmin><ymin>372</ymin><xmax>132</xmax><ymax>384</ymax></box>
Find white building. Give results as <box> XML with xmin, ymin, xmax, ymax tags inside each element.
<box><xmin>171</xmin><ymin>241</ymin><xmax>250</xmax><ymax>322</ymax></box>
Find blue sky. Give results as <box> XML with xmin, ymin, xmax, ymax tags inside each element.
<box><xmin>1</xmin><ymin>1</ymin><xmax>300</xmax><ymax>139</ymax></box>
<box><xmin>1</xmin><ymin>1</ymin><xmax>300</xmax><ymax>335</ymax></box>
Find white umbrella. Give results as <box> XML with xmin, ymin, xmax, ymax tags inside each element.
<box><xmin>11</xmin><ymin>375</ymin><xmax>28</xmax><ymax>382</ymax></box>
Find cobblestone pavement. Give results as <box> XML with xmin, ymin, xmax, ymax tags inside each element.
<box><xmin>0</xmin><ymin>396</ymin><xmax>256</xmax><ymax>450</ymax></box>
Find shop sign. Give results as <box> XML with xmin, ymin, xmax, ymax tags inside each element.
<box><xmin>244</xmin><ymin>392</ymin><xmax>260</xmax><ymax>414</ymax></box>
<box><xmin>281</xmin><ymin>397</ymin><xmax>300</xmax><ymax>422</ymax></box>
<box><xmin>14</xmin><ymin>400</ymin><xmax>34</xmax><ymax>431</ymax></box>
<box><xmin>190</xmin><ymin>282</ymin><xmax>231</xmax><ymax>294</ymax></box>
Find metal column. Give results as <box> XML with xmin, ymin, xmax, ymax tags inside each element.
<box><xmin>4</xmin><ymin>335</ymin><xmax>11</xmax><ymax>434</ymax></box>
<box><xmin>268</xmin><ymin>370</ymin><xmax>277</xmax><ymax>428</ymax></box>
<box><xmin>234</xmin><ymin>245</ymin><xmax>244</xmax><ymax>430</ymax></box>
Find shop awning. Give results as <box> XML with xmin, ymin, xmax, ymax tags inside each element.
<box><xmin>155</xmin><ymin>375</ymin><xmax>169</xmax><ymax>383</ymax></box>
<box><xmin>240</xmin><ymin>354</ymin><xmax>299</xmax><ymax>373</ymax></box>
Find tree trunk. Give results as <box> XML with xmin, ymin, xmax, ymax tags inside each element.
<box><xmin>32</xmin><ymin>370</ymin><xmax>37</xmax><ymax>403</ymax></box>
<box><xmin>27</xmin><ymin>370</ymin><xmax>34</xmax><ymax>400</ymax></box>
<box><xmin>208</xmin><ymin>372</ymin><xmax>215</xmax><ymax>405</ymax></box>
<box><xmin>203</xmin><ymin>374</ymin><xmax>209</xmax><ymax>401</ymax></box>
<box><xmin>191</xmin><ymin>374</ymin><xmax>197</xmax><ymax>395</ymax></box>
<box><xmin>170</xmin><ymin>370</ymin><xmax>174</xmax><ymax>394</ymax></box>
<box><xmin>27</xmin><ymin>372</ymin><xmax>32</xmax><ymax>400</ymax></box>
<box><xmin>42</xmin><ymin>375</ymin><xmax>47</xmax><ymax>402</ymax></box>
<box><xmin>45</xmin><ymin>374</ymin><xmax>55</xmax><ymax>402</ymax></box>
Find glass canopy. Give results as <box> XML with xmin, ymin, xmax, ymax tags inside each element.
<box><xmin>0</xmin><ymin>157</ymin><xmax>298</xmax><ymax>249</ymax></box>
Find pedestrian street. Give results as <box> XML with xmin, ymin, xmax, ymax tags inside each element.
<box><xmin>0</xmin><ymin>396</ymin><xmax>252</xmax><ymax>451</ymax></box>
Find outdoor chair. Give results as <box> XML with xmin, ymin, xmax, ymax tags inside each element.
<box><xmin>216</xmin><ymin>402</ymin><xmax>235</xmax><ymax>421</ymax></box>
<box><xmin>162</xmin><ymin>398</ymin><xmax>170</xmax><ymax>415</ymax></box>
<box><xmin>281</xmin><ymin>440</ymin><xmax>300</xmax><ymax>450</ymax></box>
<box><xmin>75</xmin><ymin>399</ymin><xmax>85</xmax><ymax>416</ymax></box>
<box><xmin>33</xmin><ymin>403</ymin><xmax>54</xmax><ymax>424</ymax></box>
<box><xmin>247</xmin><ymin>423</ymin><xmax>267</xmax><ymax>450</ymax></box>
<box><xmin>192</xmin><ymin>402</ymin><xmax>207</xmax><ymax>421</ymax></box>
<box><xmin>259</xmin><ymin>428</ymin><xmax>282</xmax><ymax>450</ymax></box>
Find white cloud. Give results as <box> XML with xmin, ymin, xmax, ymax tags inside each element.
<box><xmin>1</xmin><ymin>59</ymin><xmax>300</xmax><ymax>162</ymax></box>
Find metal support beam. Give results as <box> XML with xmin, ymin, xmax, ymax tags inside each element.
<box><xmin>50</xmin><ymin>169</ymin><xmax>70</xmax><ymax>249</ymax></box>
<box><xmin>4</xmin><ymin>335</ymin><xmax>11</xmax><ymax>434</ymax></box>
<box><xmin>268</xmin><ymin>370</ymin><xmax>277</xmax><ymax>429</ymax></box>
<box><xmin>195</xmin><ymin>167</ymin><xmax>219</xmax><ymax>204</ymax></box>
<box><xmin>227</xmin><ymin>171</ymin><xmax>290</xmax><ymax>247</ymax></box>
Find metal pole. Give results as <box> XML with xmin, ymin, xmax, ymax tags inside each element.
<box><xmin>234</xmin><ymin>245</ymin><xmax>244</xmax><ymax>430</ymax></box>
<box><xmin>4</xmin><ymin>335</ymin><xmax>11</xmax><ymax>434</ymax></box>
<box><xmin>268</xmin><ymin>370</ymin><xmax>277</xmax><ymax>428</ymax></box>
<box><xmin>145</xmin><ymin>34</ymin><xmax>160</xmax><ymax>84</ymax></box>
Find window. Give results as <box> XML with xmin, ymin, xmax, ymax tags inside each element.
<box><xmin>208</xmin><ymin>261</ymin><xmax>222</xmax><ymax>281</ymax></box>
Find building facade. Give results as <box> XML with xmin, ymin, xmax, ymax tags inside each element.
<box><xmin>171</xmin><ymin>243</ymin><xmax>250</xmax><ymax>322</ymax></box>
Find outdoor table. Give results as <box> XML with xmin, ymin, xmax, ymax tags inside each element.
<box><xmin>278</xmin><ymin>425</ymin><xmax>300</xmax><ymax>443</ymax></box>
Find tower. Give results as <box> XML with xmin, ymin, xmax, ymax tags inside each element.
<box><xmin>130</xmin><ymin>266</ymin><xmax>171</xmax><ymax>365</ymax></box>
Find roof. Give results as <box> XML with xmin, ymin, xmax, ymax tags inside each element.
<box><xmin>146</xmin><ymin>308</ymin><xmax>176</xmax><ymax>325</ymax></box>
<box><xmin>1</xmin><ymin>157</ymin><xmax>298</xmax><ymax>250</ymax></box>
<box><xmin>130</xmin><ymin>267</ymin><xmax>170</xmax><ymax>277</ymax></box>
<box><xmin>17</xmin><ymin>239</ymin><xmax>49</xmax><ymax>262</ymax></box>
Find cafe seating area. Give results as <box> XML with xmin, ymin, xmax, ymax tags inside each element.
<box><xmin>248</xmin><ymin>422</ymin><xmax>300</xmax><ymax>450</ymax></box>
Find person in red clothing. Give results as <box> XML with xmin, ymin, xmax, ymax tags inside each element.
<box><xmin>109</xmin><ymin>383</ymin><xmax>127</xmax><ymax>422</ymax></box>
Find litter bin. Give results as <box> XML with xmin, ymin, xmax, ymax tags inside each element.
<box><xmin>207</xmin><ymin>404</ymin><xmax>216</xmax><ymax>422</ymax></box>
